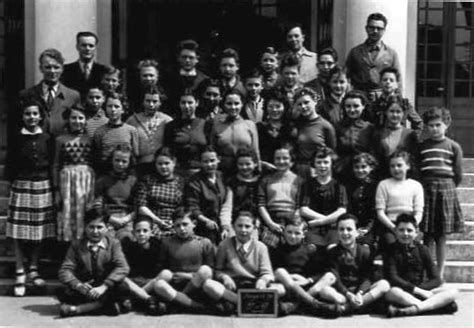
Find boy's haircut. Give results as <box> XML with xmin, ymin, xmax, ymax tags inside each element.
<box><xmin>367</xmin><ymin>12</ymin><xmax>388</xmax><ymax>26</ymax></box>
<box><xmin>336</xmin><ymin>213</ymin><xmax>359</xmax><ymax>228</ymax></box>
<box><xmin>284</xmin><ymin>213</ymin><xmax>308</xmax><ymax>230</ymax></box>
<box><xmin>232</xmin><ymin>210</ymin><xmax>257</xmax><ymax>225</ymax></box>
<box><xmin>422</xmin><ymin>106</ymin><xmax>452</xmax><ymax>126</ymax></box>
<box><xmin>279</xmin><ymin>53</ymin><xmax>300</xmax><ymax>71</ymax></box>
<box><xmin>342</xmin><ymin>90</ymin><xmax>368</xmax><ymax>107</ymax></box>
<box><xmin>154</xmin><ymin>146</ymin><xmax>177</xmax><ymax>161</ymax></box>
<box><xmin>201</xmin><ymin>145</ymin><xmax>218</xmax><ymax>157</ymax></box>
<box><xmin>319</xmin><ymin>47</ymin><xmax>338</xmax><ymax>62</ymax></box>
<box><xmin>39</xmin><ymin>48</ymin><xmax>65</xmax><ymax>66</ymax></box>
<box><xmin>87</xmin><ymin>86</ymin><xmax>106</xmax><ymax>96</ymax></box>
<box><xmin>380</xmin><ymin>67</ymin><xmax>400</xmax><ymax>82</ymax></box>
<box><xmin>62</xmin><ymin>103</ymin><xmax>87</xmax><ymax>120</ymax></box>
<box><xmin>105</xmin><ymin>91</ymin><xmax>129</xmax><ymax>113</ymax></box>
<box><xmin>134</xmin><ymin>215</ymin><xmax>154</xmax><ymax>228</ymax></box>
<box><xmin>275</xmin><ymin>142</ymin><xmax>296</xmax><ymax>161</ymax></box>
<box><xmin>352</xmin><ymin>152</ymin><xmax>378</xmax><ymax>170</ymax></box>
<box><xmin>328</xmin><ymin>65</ymin><xmax>348</xmax><ymax>81</ymax></box>
<box><xmin>179</xmin><ymin>89</ymin><xmax>199</xmax><ymax>101</ymax></box>
<box><xmin>244</xmin><ymin>68</ymin><xmax>263</xmax><ymax>81</ymax></box>
<box><xmin>102</xmin><ymin>65</ymin><xmax>122</xmax><ymax>80</ymax></box>
<box><xmin>284</xmin><ymin>23</ymin><xmax>304</xmax><ymax>36</ymax></box>
<box><xmin>201</xmin><ymin>79</ymin><xmax>221</xmax><ymax>93</ymax></box>
<box><xmin>389</xmin><ymin>150</ymin><xmax>411</xmax><ymax>167</ymax></box>
<box><xmin>236</xmin><ymin>146</ymin><xmax>258</xmax><ymax>163</ymax></box>
<box><xmin>84</xmin><ymin>206</ymin><xmax>109</xmax><ymax>226</ymax></box>
<box><xmin>261</xmin><ymin>46</ymin><xmax>279</xmax><ymax>57</ymax></box>
<box><xmin>294</xmin><ymin>87</ymin><xmax>321</xmax><ymax>103</ymax></box>
<box><xmin>312</xmin><ymin>146</ymin><xmax>338</xmax><ymax>164</ymax></box>
<box><xmin>223</xmin><ymin>88</ymin><xmax>245</xmax><ymax>103</ymax></box>
<box><xmin>142</xmin><ymin>85</ymin><xmax>163</xmax><ymax>99</ymax></box>
<box><xmin>220</xmin><ymin>48</ymin><xmax>240</xmax><ymax>65</ymax></box>
<box><xmin>178</xmin><ymin>39</ymin><xmax>199</xmax><ymax>54</ymax></box>
<box><xmin>395</xmin><ymin>213</ymin><xmax>418</xmax><ymax>228</ymax></box>
<box><xmin>108</xmin><ymin>144</ymin><xmax>135</xmax><ymax>173</ymax></box>
<box><xmin>76</xmin><ymin>31</ymin><xmax>99</xmax><ymax>44</ymax></box>
<box><xmin>172</xmin><ymin>207</ymin><xmax>193</xmax><ymax>223</ymax></box>
<box><xmin>137</xmin><ymin>59</ymin><xmax>159</xmax><ymax>72</ymax></box>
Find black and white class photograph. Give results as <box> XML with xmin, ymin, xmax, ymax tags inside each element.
<box><xmin>0</xmin><ymin>0</ymin><xmax>473</xmax><ymax>327</ymax></box>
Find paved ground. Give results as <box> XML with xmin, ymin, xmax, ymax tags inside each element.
<box><xmin>1</xmin><ymin>293</ymin><xmax>473</xmax><ymax>328</ymax></box>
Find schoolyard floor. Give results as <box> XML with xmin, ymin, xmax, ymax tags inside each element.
<box><xmin>0</xmin><ymin>293</ymin><xmax>473</xmax><ymax>328</ymax></box>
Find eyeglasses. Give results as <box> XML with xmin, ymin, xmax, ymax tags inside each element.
<box><xmin>366</xmin><ymin>26</ymin><xmax>385</xmax><ymax>31</ymax></box>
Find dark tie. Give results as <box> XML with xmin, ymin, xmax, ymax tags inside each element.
<box><xmin>89</xmin><ymin>244</ymin><xmax>100</xmax><ymax>279</ymax></box>
<box><xmin>47</xmin><ymin>87</ymin><xmax>55</xmax><ymax>109</ymax></box>
<box><xmin>238</xmin><ymin>245</ymin><xmax>247</xmax><ymax>258</ymax></box>
<box><xmin>84</xmin><ymin>64</ymin><xmax>91</xmax><ymax>80</ymax></box>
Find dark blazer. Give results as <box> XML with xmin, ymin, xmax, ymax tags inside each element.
<box><xmin>61</xmin><ymin>61</ymin><xmax>108</xmax><ymax>96</ymax></box>
<box><xmin>58</xmin><ymin>235</ymin><xmax>130</xmax><ymax>289</ymax></box>
<box><xmin>18</xmin><ymin>82</ymin><xmax>80</xmax><ymax>136</ymax></box>
<box><xmin>164</xmin><ymin>69</ymin><xmax>209</xmax><ymax>110</ymax></box>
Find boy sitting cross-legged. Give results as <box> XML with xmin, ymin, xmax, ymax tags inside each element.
<box><xmin>319</xmin><ymin>213</ymin><xmax>390</xmax><ymax>316</ymax></box>
<box><xmin>271</xmin><ymin>214</ymin><xmax>344</xmax><ymax>318</ymax></box>
<box><xmin>153</xmin><ymin>207</ymin><xmax>215</xmax><ymax>314</ymax></box>
<box><xmin>385</xmin><ymin>213</ymin><xmax>458</xmax><ymax>317</ymax></box>
<box><xmin>57</xmin><ymin>207</ymin><xmax>130</xmax><ymax>317</ymax></box>
<box><xmin>120</xmin><ymin>216</ymin><xmax>163</xmax><ymax>315</ymax></box>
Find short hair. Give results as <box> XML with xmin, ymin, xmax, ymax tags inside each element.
<box><xmin>380</xmin><ymin>67</ymin><xmax>401</xmax><ymax>82</ymax></box>
<box><xmin>367</xmin><ymin>12</ymin><xmax>388</xmax><ymax>27</ymax></box>
<box><xmin>352</xmin><ymin>152</ymin><xmax>378</xmax><ymax>170</ymax></box>
<box><xmin>312</xmin><ymin>146</ymin><xmax>338</xmax><ymax>164</ymax></box>
<box><xmin>76</xmin><ymin>31</ymin><xmax>99</xmax><ymax>44</ymax></box>
<box><xmin>39</xmin><ymin>48</ymin><xmax>65</xmax><ymax>66</ymax></box>
<box><xmin>86</xmin><ymin>86</ymin><xmax>106</xmax><ymax>96</ymax></box>
<box><xmin>102</xmin><ymin>65</ymin><xmax>122</xmax><ymax>80</ymax></box>
<box><xmin>223</xmin><ymin>88</ymin><xmax>245</xmax><ymax>103</ymax></box>
<box><xmin>179</xmin><ymin>89</ymin><xmax>199</xmax><ymax>102</ymax></box>
<box><xmin>285</xmin><ymin>23</ymin><xmax>304</xmax><ymax>36</ymax></box>
<box><xmin>336</xmin><ymin>213</ymin><xmax>359</xmax><ymax>228</ymax></box>
<box><xmin>201</xmin><ymin>145</ymin><xmax>218</xmax><ymax>158</ymax></box>
<box><xmin>319</xmin><ymin>47</ymin><xmax>338</xmax><ymax>63</ymax></box>
<box><xmin>219</xmin><ymin>48</ymin><xmax>240</xmax><ymax>65</ymax></box>
<box><xmin>178</xmin><ymin>39</ymin><xmax>199</xmax><ymax>54</ymax></box>
<box><xmin>274</xmin><ymin>142</ymin><xmax>295</xmax><ymax>161</ymax></box>
<box><xmin>284</xmin><ymin>213</ymin><xmax>308</xmax><ymax>230</ymax></box>
<box><xmin>232</xmin><ymin>210</ymin><xmax>257</xmax><ymax>225</ymax></box>
<box><xmin>342</xmin><ymin>90</ymin><xmax>368</xmax><ymax>108</ymax></box>
<box><xmin>200</xmin><ymin>79</ymin><xmax>222</xmax><ymax>95</ymax></box>
<box><xmin>294</xmin><ymin>87</ymin><xmax>321</xmax><ymax>103</ymax></box>
<box><xmin>104</xmin><ymin>91</ymin><xmax>129</xmax><ymax>114</ymax></box>
<box><xmin>84</xmin><ymin>207</ymin><xmax>109</xmax><ymax>226</ymax></box>
<box><xmin>62</xmin><ymin>103</ymin><xmax>87</xmax><ymax>121</ymax></box>
<box><xmin>327</xmin><ymin>65</ymin><xmax>348</xmax><ymax>81</ymax></box>
<box><xmin>172</xmin><ymin>207</ymin><xmax>193</xmax><ymax>223</ymax></box>
<box><xmin>108</xmin><ymin>144</ymin><xmax>135</xmax><ymax>174</ymax></box>
<box><xmin>154</xmin><ymin>146</ymin><xmax>177</xmax><ymax>162</ymax></box>
<box><xmin>389</xmin><ymin>150</ymin><xmax>411</xmax><ymax>167</ymax></box>
<box><xmin>244</xmin><ymin>68</ymin><xmax>263</xmax><ymax>82</ymax></box>
<box><xmin>20</xmin><ymin>98</ymin><xmax>45</xmax><ymax>124</ymax></box>
<box><xmin>384</xmin><ymin>94</ymin><xmax>409</xmax><ymax>112</ymax></box>
<box><xmin>422</xmin><ymin>106</ymin><xmax>452</xmax><ymax>126</ymax></box>
<box><xmin>137</xmin><ymin>59</ymin><xmax>159</xmax><ymax>72</ymax></box>
<box><xmin>134</xmin><ymin>215</ymin><xmax>154</xmax><ymax>228</ymax></box>
<box><xmin>279</xmin><ymin>53</ymin><xmax>300</xmax><ymax>71</ymax></box>
<box><xmin>395</xmin><ymin>213</ymin><xmax>418</xmax><ymax>228</ymax></box>
<box><xmin>260</xmin><ymin>46</ymin><xmax>279</xmax><ymax>58</ymax></box>
<box><xmin>235</xmin><ymin>147</ymin><xmax>259</xmax><ymax>163</ymax></box>
<box><xmin>142</xmin><ymin>85</ymin><xmax>163</xmax><ymax>99</ymax></box>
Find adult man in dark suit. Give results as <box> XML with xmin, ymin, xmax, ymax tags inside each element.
<box><xmin>19</xmin><ymin>48</ymin><xmax>80</xmax><ymax>135</ymax></box>
<box><xmin>61</xmin><ymin>31</ymin><xmax>108</xmax><ymax>97</ymax></box>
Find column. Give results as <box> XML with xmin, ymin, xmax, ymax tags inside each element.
<box><xmin>332</xmin><ymin>0</ymin><xmax>416</xmax><ymax>102</ymax></box>
<box><xmin>24</xmin><ymin>0</ymin><xmax>112</xmax><ymax>87</ymax></box>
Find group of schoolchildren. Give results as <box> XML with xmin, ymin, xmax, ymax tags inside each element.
<box><xmin>5</xmin><ymin>14</ymin><xmax>464</xmax><ymax>320</ymax></box>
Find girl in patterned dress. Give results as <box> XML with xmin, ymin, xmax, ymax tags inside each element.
<box><xmin>135</xmin><ymin>147</ymin><xmax>184</xmax><ymax>237</ymax></box>
<box><xmin>53</xmin><ymin>105</ymin><xmax>94</xmax><ymax>242</ymax></box>
<box><xmin>6</xmin><ymin>100</ymin><xmax>56</xmax><ymax>296</ymax></box>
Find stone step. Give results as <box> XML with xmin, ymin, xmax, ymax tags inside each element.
<box><xmin>0</xmin><ymin>278</ymin><xmax>61</xmax><ymax>296</ymax></box>
<box><xmin>460</xmin><ymin>173</ymin><xmax>474</xmax><ymax>187</ymax></box>
<box><xmin>445</xmin><ymin>240</ymin><xmax>474</xmax><ymax>261</ymax></box>
<box><xmin>0</xmin><ymin>181</ymin><xmax>9</xmax><ymax>197</ymax></box>
<box><xmin>461</xmin><ymin>204</ymin><xmax>474</xmax><ymax>221</ymax></box>
<box><xmin>457</xmin><ymin>187</ymin><xmax>474</xmax><ymax>204</ymax></box>
<box><xmin>447</xmin><ymin>221</ymin><xmax>474</xmax><ymax>240</ymax></box>
<box><xmin>463</xmin><ymin>158</ymin><xmax>474</xmax><ymax>173</ymax></box>
<box><xmin>444</xmin><ymin>261</ymin><xmax>474</xmax><ymax>283</ymax></box>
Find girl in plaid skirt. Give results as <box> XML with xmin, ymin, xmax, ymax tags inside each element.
<box><xmin>419</xmin><ymin>107</ymin><xmax>464</xmax><ymax>278</ymax></box>
<box><xmin>6</xmin><ymin>100</ymin><xmax>56</xmax><ymax>296</ymax></box>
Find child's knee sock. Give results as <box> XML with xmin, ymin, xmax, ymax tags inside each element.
<box><xmin>76</xmin><ymin>301</ymin><xmax>103</xmax><ymax>314</ymax></box>
<box><xmin>173</xmin><ymin>291</ymin><xmax>203</xmax><ymax>309</ymax></box>
<box><xmin>221</xmin><ymin>289</ymin><xmax>238</xmax><ymax>304</ymax></box>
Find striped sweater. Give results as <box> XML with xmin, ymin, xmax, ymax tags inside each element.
<box><xmin>419</xmin><ymin>137</ymin><xmax>463</xmax><ymax>185</ymax></box>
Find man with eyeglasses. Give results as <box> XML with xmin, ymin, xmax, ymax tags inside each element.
<box><xmin>305</xmin><ymin>47</ymin><xmax>338</xmax><ymax>100</ymax></box>
<box><xmin>346</xmin><ymin>12</ymin><xmax>401</xmax><ymax>102</ymax></box>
